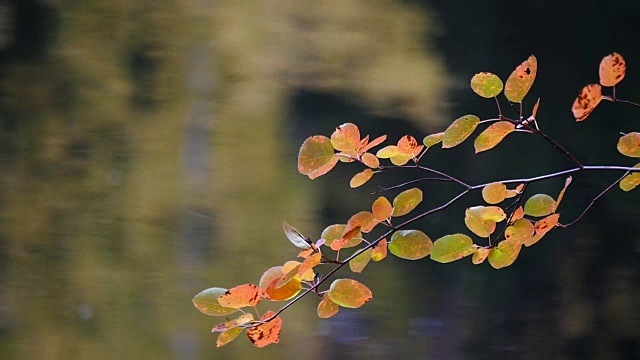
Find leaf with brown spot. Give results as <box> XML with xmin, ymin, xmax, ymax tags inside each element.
<box><xmin>246</xmin><ymin>311</ymin><xmax>283</xmax><ymax>348</ymax></box>
<box><xmin>217</xmin><ymin>284</ymin><xmax>262</xmax><ymax>308</ymax></box>
<box><xmin>620</xmin><ymin>164</ymin><xmax>640</xmax><ymax>192</ymax></box>
<box><xmin>472</xmin><ymin>248</ymin><xmax>490</xmax><ymax>265</ymax></box>
<box><xmin>572</xmin><ymin>84</ymin><xmax>602</xmax><ymax>121</ymax></box>
<box><xmin>471</xmin><ymin>72</ymin><xmax>504</xmax><ymax>98</ymax></box>
<box><xmin>504</xmin><ymin>55</ymin><xmax>537</xmax><ymax>103</ymax></box>
<box><xmin>361</xmin><ymin>152</ymin><xmax>380</xmax><ymax>168</ymax></box>
<box><xmin>192</xmin><ymin>287</ymin><xmax>239</xmax><ymax>316</ymax></box>
<box><xmin>397</xmin><ymin>135</ymin><xmax>424</xmax><ymax>157</ymax></box>
<box><xmin>442</xmin><ymin>115</ymin><xmax>480</xmax><ymax>148</ymax></box>
<box><xmin>617</xmin><ymin>132</ymin><xmax>640</xmax><ymax>158</ymax></box>
<box><xmin>599</xmin><ymin>52</ymin><xmax>626</xmax><ymax>87</ymax></box>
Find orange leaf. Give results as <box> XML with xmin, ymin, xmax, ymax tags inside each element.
<box><xmin>372</xmin><ymin>196</ymin><xmax>393</xmax><ymax>221</ymax></box>
<box><xmin>361</xmin><ymin>152</ymin><xmax>380</xmax><ymax>168</ymax></box>
<box><xmin>511</xmin><ymin>206</ymin><xmax>525</xmax><ymax>222</ymax></box>
<box><xmin>297</xmin><ymin>252</ymin><xmax>321</xmax><ymax>278</ymax></box>
<box><xmin>331</xmin><ymin>123</ymin><xmax>360</xmax><ymax>152</ymax></box>
<box><xmin>397</xmin><ymin>135</ymin><xmax>424</xmax><ymax>156</ymax></box>
<box><xmin>317</xmin><ymin>295</ymin><xmax>339</xmax><ymax>319</ymax></box>
<box><xmin>217</xmin><ymin>284</ymin><xmax>262</xmax><ymax>308</ymax></box>
<box><xmin>330</xmin><ymin>225</ymin><xmax>362</xmax><ymax>251</ymax></box>
<box><xmin>327</xmin><ymin>278</ymin><xmax>373</xmax><ymax>309</ymax></box>
<box><xmin>599</xmin><ymin>52</ymin><xmax>626</xmax><ymax>87</ymax></box>
<box><xmin>350</xmin><ymin>169</ymin><xmax>374</xmax><ymax>188</ymax></box>
<box><xmin>347</xmin><ymin>211</ymin><xmax>376</xmax><ymax>233</ymax></box>
<box><xmin>474</xmin><ymin>121</ymin><xmax>515</xmax><ymax>153</ymax></box>
<box><xmin>298</xmin><ymin>135</ymin><xmax>338</xmax><ymax>178</ymax></box>
<box><xmin>361</xmin><ymin>135</ymin><xmax>387</xmax><ymax>153</ymax></box>
<box><xmin>371</xmin><ymin>238</ymin><xmax>388</xmax><ymax>262</ymax></box>
<box><xmin>246</xmin><ymin>311</ymin><xmax>283</xmax><ymax>348</ymax></box>
<box><xmin>572</xmin><ymin>84</ymin><xmax>602</xmax><ymax>121</ymax></box>
<box><xmin>525</xmin><ymin>213</ymin><xmax>560</xmax><ymax>247</ymax></box>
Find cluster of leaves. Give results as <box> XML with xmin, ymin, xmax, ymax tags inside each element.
<box><xmin>193</xmin><ymin>53</ymin><xmax>640</xmax><ymax>348</ymax></box>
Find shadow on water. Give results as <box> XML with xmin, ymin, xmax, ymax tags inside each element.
<box><xmin>0</xmin><ymin>1</ymin><xmax>639</xmax><ymax>359</ymax></box>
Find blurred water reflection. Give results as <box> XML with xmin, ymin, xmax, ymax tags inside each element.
<box><xmin>0</xmin><ymin>1</ymin><xmax>639</xmax><ymax>359</ymax></box>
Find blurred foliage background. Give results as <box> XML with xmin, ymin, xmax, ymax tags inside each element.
<box><xmin>0</xmin><ymin>0</ymin><xmax>638</xmax><ymax>359</ymax></box>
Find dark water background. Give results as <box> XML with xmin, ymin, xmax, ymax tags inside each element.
<box><xmin>0</xmin><ymin>1</ymin><xmax>638</xmax><ymax>359</ymax></box>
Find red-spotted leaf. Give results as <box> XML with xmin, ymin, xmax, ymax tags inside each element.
<box><xmin>482</xmin><ymin>182</ymin><xmax>508</xmax><ymax>204</ymax></box>
<box><xmin>472</xmin><ymin>248</ymin><xmax>490</xmax><ymax>264</ymax></box>
<box><xmin>620</xmin><ymin>164</ymin><xmax>640</xmax><ymax>191</ymax></box>
<box><xmin>361</xmin><ymin>152</ymin><xmax>380</xmax><ymax>168</ymax></box>
<box><xmin>317</xmin><ymin>295</ymin><xmax>339</xmax><ymax>319</ymax></box>
<box><xmin>246</xmin><ymin>311</ymin><xmax>282</xmax><ymax>348</ymax></box>
<box><xmin>423</xmin><ymin>132</ymin><xmax>444</xmax><ymax>148</ymax></box>
<box><xmin>504</xmin><ymin>55</ymin><xmax>537</xmax><ymax>103</ymax></box>
<box><xmin>388</xmin><ymin>230</ymin><xmax>432</xmax><ymax>260</ymax></box>
<box><xmin>216</xmin><ymin>327</ymin><xmax>243</xmax><ymax>347</ymax></box>
<box><xmin>471</xmin><ymin>72</ymin><xmax>503</xmax><ymax>98</ymax></box>
<box><xmin>599</xmin><ymin>52</ymin><xmax>626</xmax><ymax>87</ymax></box>
<box><xmin>488</xmin><ymin>238</ymin><xmax>522</xmax><ymax>269</ymax></box>
<box><xmin>283</xmin><ymin>221</ymin><xmax>311</xmax><ymax>249</ymax></box>
<box><xmin>298</xmin><ymin>135</ymin><xmax>338</xmax><ymax>179</ymax></box>
<box><xmin>217</xmin><ymin>284</ymin><xmax>262</xmax><ymax>308</ymax></box>
<box><xmin>524</xmin><ymin>194</ymin><xmax>556</xmax><ymax>217</ymax></box>
<box><xmin>372</xmin><ymin>196</ymin><xmax>393</xmax><ymax>221</ymax></box>
<box><xmin>349</xmin><ymin>248</ymin><xmax>373</xmax><ymax>273</ymax></box>
<box><xmin>371</xmin><ymin>238</ymin><xmax>388</xmax><ymax>262</ymax></box>
<box><xmin>397</xmin><ymin>135</ymin><xmax>424</xmax><ymax>157</ymax></box>
<box><xmin>331</xmin><ymin>123</ymin><xmax>360</xmax><ymax>151</ymax></box>
<box><xmin>327</xmin><ymin>279</ymin><xmax>373</xmax><ymax>309</ymax></box>
<box><xmin>350</xmin><ymin>169</ymin><xmax>374</xmax><ymax>188</ymax></box>
<box><xmin>504</xmin><ymin>219</ymin><xmax>534</xmax><ymax>244</ymax></box>
<box><xmin>525</xmin><ymin>213</ymin><xmax>560</xmax><ymax>247</ymax></box>
<box><xmin>430</xmin><ymin>234</ymin><xmax>476</xmax><ymax>263</ymax></box>
<box><xmin>617</xmin><ymin>132</ymin><xmax>640</xmax><ymax>158</ymax></box>
<box><xmin>442</xmin><ymin>115</ymin><xmax>480</xmax><ymax>148</ymax></box>
<box><xmin>474</xmin><ymin>121</ymin><xmax>515</xmax><ymax>153</ymax></box>
<box><xmin>572</xmin><ymin>84</ymin><xmax>602</xmax><ymax>121</ymax></box>
<box><xmin>392</xmin><ymin>188</ymin><xmax>423</xmax><ymax>217</ymax></box>
<box><xmin>211</xmin><ymin>313</ymin><xmax>254</xmax><ymax>333</ymax></box>
<box><xmin>193</xmin><ymin>287</ymin><xmax>239</xmax><ymax>316</ymax></box>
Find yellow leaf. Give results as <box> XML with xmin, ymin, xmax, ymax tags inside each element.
<box><xmin>350</xmin><ymin>169</ymin><xmax>374</xmax><ymax>188</ymax></box>
<box><xmin>474</xmin><ymin>121</ymin><xmax>515</xmax><ymax>153</ymax></box>
<box><xmin>504</xmin><ymin>55</ymin><xmax>537</xmax><ymax>103</ymax></box>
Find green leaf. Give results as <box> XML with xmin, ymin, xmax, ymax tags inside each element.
<box><xmin>504</xmin><ymin>55</ymin><xmax>537</xmax><ymax>103</ymax></box>
<box><xmin>430</xmin><ymin>234</ymin><xmax>476</xmax><ymax>263</ymax></box>
<box><xmin>193</xmin><ymin>288</ymin><xmax>239</xmax><ymax>316</ymax></box>
<box><xmin>620</xmin><ymin>164</ymin><xmax>640</xmax><ymax>191</ymax></box>
<box><xmin>216</xmin><ymin>327</ymin><xmax>243</xmax><ymax>348</ymax></box>
<box><xmin>474</xmin><ymin>121</ymin><xmax>515</xmax><ymax>153</ymax></box>
<box><xmin>349</xmin><ymin>248</ymin><xmax>373</xmax><ymax>273</ymax></box>
<box><xmin>392</xmin><ymin>188</ymin><xmax>423</xmax><ymax>217</ymax></box>
<box><xmin>470</xmin><ymin>72</ymin><xmax>503</xmax><ymax>98</ymax></box>
<box><xmin>524</xmin><ymin>194</ymin><xmax>556</xmax><ymax>217</ymax></box>
<box><xmin>389</xmin><ymin>230</ymin><xmax>432</xmax><ymax>260</ymax></box>
<box><xmin>617</xmin><ymin>132</ymin><xmax>640</xmax><ymax>158</ymax></box>
<box><xmin>298</xmin><ymin>135</ymin><xmax>338</xmax><ymax>179</ymax></box>
<box><xmin>442</xmin><ymin>115</ymin><xmax>480</xmax><ymax>148</ymax></box>
<box><xmin>423</xmin><ymin>132</ymin><xmax>444</xmax><ymax>148</ymax></box>
<box><xmin>488</xmin><ymin>239</ymin><xmax>522</xmax><ymax>269</ymax></box>
<box><xmin>327</xmin><ymin>279</ymin><xmax>373</xmax><ymax>309</ymax></box>
<box><xmin>282</xmin><ymin>221</ymin><xmax>311</xmax><ymax>249</ymax></box>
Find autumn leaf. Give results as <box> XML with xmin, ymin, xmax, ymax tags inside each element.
<box><xmin>472</xmin><ymin>248</ymin><xmax>490</xmax><ymax>264</ymax></box>
<box><xmin>372</xmin><ymin>196</ymin><xmax>393</xmax><ymax>221</ymax></box>
<box><xmin>525</xmin><ymin>213</ymin><xmax>560</xmax><ymax>247</ymax></box>
<box><xmin>423</xmin><ymin>132</ymin><xmax>444</xmax><ymax>148</ymax></box>
<box><xmin>504</xmin><ymin>219</ymin><xmax>534</xmax><ymax>244</ymax></box>
<box><xmin>321</xmin><ymin>224</ymin><xmax>362</xmax><ymax>249</ymax></box>
<box><xmin>217</xmin><ymin>284</ymin><xmax>262</xmax><ymax>308</ymax></box>
<box><xmin>317</xmin><ymin>295</ymin><xmax>339</xmax><ymax>318</ymax></box>
<box><xmin>488</xmin><ymin>239</ymin><xmax>522</xmax><ymax>269</ymax></box>
<box><xmin>246</xmin><ymin>311</ymin><xmax>283</xmax><ymax>348</ymax></box>
<box><xmin>572</xmin><ymin>84</ymin><xmax>602</xmax><ymax>121</ymax></box>
<box><xmin>430</xmin><ymin>234</ymin><xmax>476</xmax><ymax>263</ymax></box>
<box><xmin>388</xmin><ymin>230</ymin><xmax>432</xmax><ymax>260</ymax></box>
<box><xmin>371</xmin><ymin>238</ymin><xmax>388</xmax><ymax>262</ymax></box>
<box><xmin>524</xmin><ymin>194</ymin><xmax>556</xmax><ymax>217</ymax></box>
<box><xmin>211</xmin><ymin>313</ymin><xmax>254</xmax><ymax>333</ymax></box>
<box><xmin>620</xmin><ymin>164</ymin><xmax>640</xmax><ymax>191</ymax></box>
<box><xmin>471</xmin><ymin>72</ymin><xmax>504</xmax><ymax>98</ymax></box>
<box><xmin>327</xmin><ymin>279</ymin><xmax>373</xmax><ymax>309</ymax></box>
<box><xmin>361</xmin><ymin>152</ymin><xmax>380</xmax><ymax>168</ymax></box>
<box><xmin>350</xmin><ymin>169</ymin><xmax>374</xmax><ymax>188</ymax></box>
<box><xmin>331</xmin><ymin>123</ymin><xmax>360</xmax><ymax>152</ymax></box>
<box><xmin>349</xmin><ymin>248</ymin><xmax>373</xmax><ymax>273</ymax></box>
<box><xmin>259</xmin><ymin>267</ymin><xmax>302</xmax><ymax>301</ymax></box>
<box><xmin>474</xmin><ymin>121</ymin><xmax>515</xmax><ymax>153</ymax></box>
<box><xmin>504</xmin><ymin>55</ymin><xmax>537</xmax><ymax>103</ymax></box>
<box><xmin>464</xmin><ymin>206</ymin><xmax>506</xmax><ymax>238</ymax></box>
<box><xmin>482</xmin><ymin>182</ymin><xmax>508</xmax><ymax>204</ymax></box>
<box><xmin>617</xmin><ymin>132</ymin><xmax>640</xmax><ymax>158</ymax></box>
<box><xmin>599</xmin><ymin>52</ymin><xmax>626</xmax><ymax>87</ymax></box>
<box><xmin>442</xmin><ymin>115</ymin><xmax>480</xmax><ymax>148</ymax></box>
<box><xmin>192</xmin><ymin>287</ymin><xmax>239</xmax><ymax>316</ymax></box>
<box><xmin>216</xmin><ymin>327</ymin><xmax>243</xmax><ymax>348</ymax></box>
<box><xmin>392</xmin><ymin>188</ymin><xmax>423</xmax><ymax>217</ymax></box>
<box><xmin>282</xmin><ymin>221</ymin><xmax>311</xmax><ymax>249</ymax></box>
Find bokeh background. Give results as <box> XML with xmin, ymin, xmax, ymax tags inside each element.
<box><xmin>0</xmin><ymin>1</ymin><xmax>639</xmax><ymax>359</ymax></box>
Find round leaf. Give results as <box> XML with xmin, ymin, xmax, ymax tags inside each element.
<box><xmin>361</xmin><ymin>152</ymin><xmax>380</xmax><ymax>168</ymax></box>
<box><xmin>371</xmin><ymin>238</ymin><xmax>388</xmax><ymax>262</ymax></box>
<box><xmin>442</xmin><ymin>115</ymin><xmax>480</xmax><ymax>148</ymax></box>
<box><xmin>217</xmin><ymin>284</ymin><xmax>262</xmax><ymax>308</ymax></box>
<box><xmin>372</xmin><ymin>196</ymin><xmax>393</xmax><ymax>221</ymax></box>
<box><xmin>259</xmin><ymin>266</ymin><xmax>302</xmax><ymax>301</ymax></box>
<box><xmin>482</xmin><ymin>182</ymin><xmax>508</xmax><ymax>204</ymax></box>
<box><xmin>388</xmin><ymin>230</ymin><xmax>432</xmax><ymax>260</ymax></box>
<box><xmin>488</xmin><ymin>239</ymin><xmax>522</xmax><ymax>269</ymax></box>
<box><xmin>572</xmin><ymin>84</ymin><xmax>602</xmax><ymax>122</ymax></box>
<box><xmin>298</xmin><ymin>135</ymin><xmax>338</xmax><ymax>178</ymax></box>
<box><xmin>599</xmin><ymin>52</ymin><xmax>626</xmax><ymax>87</ymax></box>
<box><xmin>327</xmin><ymin>278</ymin><xmax>373</xmax><ymax>309</ymax></box>
<box><xmin>193</xmin><ymin>287</ymin><xmax>239</xmax><ymax>316</ymax></box>
<box><xmin>471</xmin><ymin>72</ymin><xmax>503</xmax><ymax>98</ymax></box>
<box><xmin>504</xmin><ymin>219</ymin><xmax>534</xmax><ymax>244</ymax></box>
<box><xmin>430</xmin><ymin>234</ymin><xmax>476</xmax><ymax>263</ymax></box>
<box><xmin>504</xmin><ymin>55</ymin><xmax>537</xmax><ymax>103</ymax></box>
<box><xmin>617</xmin><ymin>132</ymin><xmax>640</xmax><ymax>158</ymax></box>
<box><xmin>474</xmin><ymin>121</ymin><xmax>515</xmax><ymax>153</ymax></box>
<box><xmin>331</xmin><ymin>123</ymin><xmax>360</xmax><ymax>151</ymax></box>
<box><xmin>317</xmin><ymin>296</ymin><xmax>339</xmax><ymax>319</ymax></box>
<box><xmin>321</xmin><ymin>224</ymin><xmax>362</xmax><ymax>248</ymax></box>
<box><xmin>472</xmin><ymin>248</ymin><xmax>490</xmax><ymax>264</ymax></box>
<box><xmin>524</xmin><ymin>194</ymin><xmax>556</xmax><ymax>217</ymax></box>
<box><xmin>350</xmin><ymin>169</ymin><xmax>374</xmax><ymax>188</ymax></box>
<box><xmin>392</xmin><ymin>188</ymin><xmax>423</xmax><ymax>217</ymax></box>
